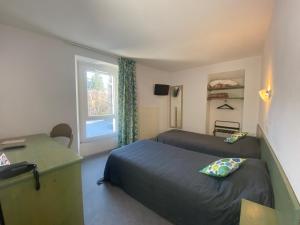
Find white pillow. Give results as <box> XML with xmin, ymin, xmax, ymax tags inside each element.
<box><xmin>209</xmin><ymin>79</ymin><xmax>239</xmax><ymax>87</ymax></box>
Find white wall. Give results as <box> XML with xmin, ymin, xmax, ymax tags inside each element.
<box><xmin>171</xmin><ymin>56</ymin><xmax>261</xmax><ymax>135</ymax></box>
<box><xmin>259</xmin><ymin>0</ymin><xmax>300</xmax><ymax>201</ymax></box>
<box><xmin>136</xmin><ymin>64</ymin><xmax>170</xmax><ymax>138</ymax></box>
<box><xmin>0</xmin><ymin>24</ymin><xmax>169</xmax><ymax>156</ymax></box>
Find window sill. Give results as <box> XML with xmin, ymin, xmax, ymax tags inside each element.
<box><xmin>80</xmin><ymin>133</ymin><xmax>117</xmax><ymax>144</ymax></box>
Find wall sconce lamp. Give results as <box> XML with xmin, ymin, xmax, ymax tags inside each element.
<box><xmin>259</xmin><ymin>89</ymin><xmax>272</xmax><ymax>101</ymax></box>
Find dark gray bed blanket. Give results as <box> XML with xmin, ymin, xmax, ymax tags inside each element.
<box><xmin>157</xmin><ymin>129</ymin><xmax>261</xmax><ymax>158</ymax></box>
<box><xmin>104</xmin><ymin>140</ymin><xmax>273</xmax><ymax>225</ymax></box>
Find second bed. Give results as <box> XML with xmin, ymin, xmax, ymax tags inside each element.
<box><xmin>157</xmin><ymin>129</ymin><xmax>261</xmax><ymax>158</ymax></box>
<box><xmin>104</xmin><ymin>140</ymin><xmax>273</xmax><ymax>225</ymax></box>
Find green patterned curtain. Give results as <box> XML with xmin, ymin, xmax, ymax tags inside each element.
<box><xmin>118</xmin><ymin>57</ymin><xmax>138</xmax><ymax>146</ymax></box>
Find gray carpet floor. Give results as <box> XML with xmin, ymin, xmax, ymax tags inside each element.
<box><xmin>81</xmin><ymin>152</ymin><xmax>173</xmax><ymax>225</ymax></box>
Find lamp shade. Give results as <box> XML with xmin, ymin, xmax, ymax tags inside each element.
<box><xmin>259</xmin><ymin>89</ymin><xmax>271</xmax><ymax>101</ymax></box>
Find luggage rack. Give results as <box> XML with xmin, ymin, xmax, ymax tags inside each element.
<box><xmin>213</xmin><ymin>120</ymin><xmax>240</xmax><ymax>136</ymax></box>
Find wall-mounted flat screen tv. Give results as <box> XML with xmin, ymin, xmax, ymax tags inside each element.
<box><xmin>154</xmin><ymin>84</ymin><xmax>170</xmax><ymax>96</ymax></box>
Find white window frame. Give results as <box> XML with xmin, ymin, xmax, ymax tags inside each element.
<box><xmin>76</xmin><ymin>57</ymin><xmax>118</xmax><ymax>143</ymax></box>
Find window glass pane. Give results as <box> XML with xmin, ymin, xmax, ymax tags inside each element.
<box><xmin>86</xmin><ymin>71</ymin><xmax>113</xmax><ymax>117</ymax></box>
<box><xmin>85</xmin><ymin>118</ymin><xmax>116</xmax><ymax>138</ymax></box>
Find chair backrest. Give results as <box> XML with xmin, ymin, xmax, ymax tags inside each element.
<box><xmin>50</xmin><ymin>123</ymin><xmax>73</xmax><ymax>148</ymax></box>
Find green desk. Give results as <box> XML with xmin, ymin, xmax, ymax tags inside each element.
<box><xmin>0</xmin><ymin>134</ymin><xmax>83</xmax><ymax>225</ymax></box>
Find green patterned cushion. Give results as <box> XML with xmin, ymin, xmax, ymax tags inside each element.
<box><xmin>224</xmin><ymin>132</ymin><xmax>248</xmax><ymax>144</ymax></box>
<box><xmin>200</xmin><ymin>158</ymin><xmax>246</xmax><ymax>177</ymax></box>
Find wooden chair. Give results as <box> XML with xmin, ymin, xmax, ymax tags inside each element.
<box><xmin>50</xmin><ymin>123</ymin><xmax>73</xmax><ymax>148</ymax></box>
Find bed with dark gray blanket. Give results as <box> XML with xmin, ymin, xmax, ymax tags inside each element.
<box><xmin>104</xmin><ymin>140</ymin><xmax>273</xmax><ymax>225</ymax></box>
<box><xmin>157</xmin><ymin>129</ymin><xmax>261</xmax><ymax>158</ymax></box>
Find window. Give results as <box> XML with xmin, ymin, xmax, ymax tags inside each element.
<box><xmin>77</xmin><ymin>57</ymin><xmax>118</xmax><ymax>141</ymax></box>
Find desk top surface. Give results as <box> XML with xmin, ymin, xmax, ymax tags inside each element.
<box><xmin>0</xmin><ymin>134</ymin><xmax>82</xmax><ymax>188</ymax></box>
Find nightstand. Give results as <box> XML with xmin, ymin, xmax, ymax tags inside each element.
<box><xmin>240</xmin><ymin>199</ymin><xmax>278</xmax><ymax>225</ymax></box>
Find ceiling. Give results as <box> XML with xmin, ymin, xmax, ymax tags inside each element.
<box><xmin>0</xmin><ymin>0</ymin><xmax>273</xmax><ymax>71</ymax></box>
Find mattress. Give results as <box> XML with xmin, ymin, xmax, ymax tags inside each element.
<box><xmin>104</xmin><ymin>140</ymin><xmax>273</xmax><ymax>225</ymax></box>
<box><xmin>157</xmin><ymin>129</ymin><xmax>261</xmax><ymax>158</ymax></box>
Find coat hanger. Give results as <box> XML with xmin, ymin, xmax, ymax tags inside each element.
<box><xmin>217</xmin><ymin>100</ymin><xmax>234</xmax><ymax>110</ymax></box>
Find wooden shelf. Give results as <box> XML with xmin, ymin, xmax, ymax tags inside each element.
<box><xmin>207</xmin><ymin>85</ymin><xmax>245</xmax><ymax>91</ymax></box>
<box><xmin>207</xmin><ymin>97</ymin><xmax>244</xmax><ymax>100</ymax></box>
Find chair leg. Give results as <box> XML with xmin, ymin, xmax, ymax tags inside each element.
<box><xmin>97</xmin><ymin>177</ymin><xmax>104</xmax><ymax>185</ymax></box>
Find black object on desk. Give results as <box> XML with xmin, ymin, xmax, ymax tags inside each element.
<box><xmin>0</xmin><ymin>145</ymin><xmax>26</xmax><ymax>151</ymax></box>
<box><xmin>0</xmin><ymin>162</ymin><xmax>40</xmax><ymax>191</ymax></box>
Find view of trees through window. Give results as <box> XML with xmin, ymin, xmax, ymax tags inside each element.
<box><xmin>86</xmin><ymin>71</ymin><xmax>113</xmax><ymax>117</ymax></box>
